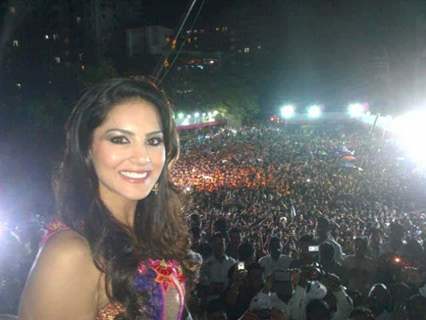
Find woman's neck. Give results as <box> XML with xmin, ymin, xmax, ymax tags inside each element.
<box><xmin>99</xmin><ymin>191</ymin><xmax>138</xmax><ymax>228</ymax></box>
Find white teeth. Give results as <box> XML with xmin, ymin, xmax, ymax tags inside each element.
<box><xmin>120</xmin><ymin>171</ymin><xmax>148</xmax><ymax>179</ymax></box>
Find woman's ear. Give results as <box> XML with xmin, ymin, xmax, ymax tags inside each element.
<box><xmin>85</xmin><ymin>149</ymin><xmax>93</xmax><ymax>166</ymax></box>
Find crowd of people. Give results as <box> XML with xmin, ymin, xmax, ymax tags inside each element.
<box><xmin>174</xmin><ymin>123</ymin><xmax>426</xmax><ymax>320</ymax></box>
<box><xmin>1</xmin><ymin>121</ymin><xmax>426</xmax><ymax>319</ymax></box>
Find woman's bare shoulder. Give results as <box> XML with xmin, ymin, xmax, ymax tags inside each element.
<box><xmin>41</xmin><ymin>229</ymin><xmax>93</xmax><ymax>260</ymax></box>
<box><xmin>19</xmin><ymin>229</ymin><xmax>102</xmax><ymax>320</ymax></box>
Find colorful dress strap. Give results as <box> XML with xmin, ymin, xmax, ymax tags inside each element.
<box><xmin>40</xmin><ymin>218</ymin><xmax>70</xmax><ymax>246</ymax></box>
<box><xmin>135</xmin><ymin>258</ymin><xmax>186</xmax><ymax>319</ymax></box>
<box><xmin>96</xmin><ymin>302</ymin><xmax>126</xmax><ymax>320</ymax></box>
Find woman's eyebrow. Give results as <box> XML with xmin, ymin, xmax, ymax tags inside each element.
<box><xmin>105</xmin><ymin>128</ymin><xmax>163</xmax><ymax>137</ymax></box>
<box><xmin>105</xmin><ymin>128</ymin><xmax>134</xmax><ymax>136</ymax></box>
<box><xmin>146</xmin><ymin>130</ymin><xmax>164</xmax><ymax>137</ymax></box>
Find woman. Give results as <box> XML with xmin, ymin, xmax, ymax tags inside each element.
<box><xmin>18</xmin><ymin>78</ymin><xmax>195</xmax><ymax>319</ymax></box>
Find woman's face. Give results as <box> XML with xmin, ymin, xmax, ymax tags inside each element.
<box><xmin>90</xmin><ymin>99</ymin><xmax>166</xmax><ymax>206</ymax></box>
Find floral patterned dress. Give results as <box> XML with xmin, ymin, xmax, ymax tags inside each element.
<box><xmin>42</xmin><ymin>220</ymin><xmax>186</xmax><ymax>320</ymax></box>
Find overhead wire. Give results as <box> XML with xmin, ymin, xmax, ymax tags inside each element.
<box><xmin>153</xmin><ymin>0</ymin><xmax>199</xmax><ymax>82</ymax></box>
<box><xmin>157</xmin><ymin>0</ymin><xmax>207</xmax><ymax>84</ymax></box>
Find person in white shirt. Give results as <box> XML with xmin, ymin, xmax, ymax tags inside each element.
<box><xmin>290</xmin><ymin>272</ymin><xmax>353</xmax><ymax>320</ymax></box>
<box><xmin>316</xmin><ymin>217</ymin><xmax>345</xmax><ymax>264</ymax></box>
<box><xmin>200</xmin><ymin>232</ymin><xmax>236</xmax><ymax>302</ymax></box>
<box><xmin>258</xmin><ymin>237</ymin><xmax>292</xmax><ymax>277</ymax></box>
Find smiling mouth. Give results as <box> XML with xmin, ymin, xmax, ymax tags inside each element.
<box><xmin>119</xmin><ymin>170</ymin><xmax>150</xmax><ymax>180</ymax></box>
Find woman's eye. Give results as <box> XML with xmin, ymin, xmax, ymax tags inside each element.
<box><xmin>110</xmin><ymin>136</ymin><xmax>129</xmax><ymax>144</ymax></box>
<box><xmin>148</xmin><ymin>137</ymin><xmax>164</xmax><ymax>146</ymax></box>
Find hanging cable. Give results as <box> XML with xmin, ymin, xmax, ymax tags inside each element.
<box><xmin>158</xmin><ymin>0</ymin><xmax>207</xmax><ymax>84</ymax></box>
<box><xmin>153</xmin><ymin>0</ymin><xmax>198</xmax><ymax>81</ymax></box>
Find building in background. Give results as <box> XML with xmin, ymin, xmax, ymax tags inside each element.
<box><xmin>87</xmin><ymin>0</ymin><xmax>145</xmax><ymax>61</ymax></box>
<box><xmin>0</xmin><ymin>0</ymin><xmax>150</xmax><ymax>95</ymax></box>
<box><xmin>126</xmin><ymin>25</ymin><xmax>173</xmax><ymax>57</ymax></box>
<box><xmin>1</xmin><ymin>0</ymin><xmax>91</xmax><ymax>95</ymax></box>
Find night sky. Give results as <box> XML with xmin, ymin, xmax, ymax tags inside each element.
<box><xmin>145</xmin><ymin>0</ymin><xmax>426</xmax><ymax>113</ymax></box>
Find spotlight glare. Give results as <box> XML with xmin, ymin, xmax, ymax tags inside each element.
<box><xmin>392</xmin><ymin>110</ymin><xmax>426</xmax><ymax>167</ymax></box>
<box><xmin>280</xmin><ymin>105</ymin><xmax>295</xmax><ymax>119</ymax></box>
<box><xmin>348</xmin><ymin>103</ymin><xmax>365</xmax><ymax>118</ymax></box>
<box><xmin>308</xmin><ymin>105</ymin><xmax>322</xmax><ymax>118</ymax></box>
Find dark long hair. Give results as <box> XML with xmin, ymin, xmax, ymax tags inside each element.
<box><xmin>53</xmin><ymin>78</ymin><xmax>193</xmax><ymax>319</ymax></box>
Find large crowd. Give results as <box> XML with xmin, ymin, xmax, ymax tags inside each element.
<box><xmin>175</xmin><ymin>123</ymin><xmax>426</xmax><ymax>320</ymax></box>
<box><xmin>1</xmin><ymin>121</ymin><xmax>426</xmax><ymax>319</ymax></box>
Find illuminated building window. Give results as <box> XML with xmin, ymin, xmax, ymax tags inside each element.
<box><xmin>53</xmin><ymin>33</ymin><xmax>59</xmax><ymax>40</ymax></box>
<box><xmin>12</xmin><ymin>40</ymin><xmax>19</xmax><ymax>47</ymax></box>
<box><xmin>76</xmin><ymin>16</ymin><xmax>82</xmax><ymax>24</ymax></box>
<box><xmin>257</xmin><ymin>45</ymin><xmax>262</xmax><ymax>49</ymax></box>
<box><xmin>16</xmin><ymin>82</ymin><xmax>22</xmax><ymax>88</ymax></box>
<box><xmin>244</xmin><ymin>47</ymin><xmax>250</xmax><ymax>53</ymax></box>
<box><xmin>81</xmin><ymin>65</ymin><xmax>86</xmax><ymax>70</ymax></box>
<box><xmin>54</xmin><ymin>57</ymin><xmax>61</xmax><ymax>64</ymax></box>
<box><xmin>9</xmin><ymin>7</ymin><xmax>16</xmax><ymax>14</ymax></box>
<box><xmin>45</xmin><ymin>34</ymin><xmax>49</xmax><ymax>40</ymax></box>
<box><xmin>215</xmin><ymin>27</ymin><xmax>220</xmax><ymax>31</ymax></box>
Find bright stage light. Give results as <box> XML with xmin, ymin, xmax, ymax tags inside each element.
<box><xmin>348</xmin><ymin>103</ymin><xmax>365</xmax><ymax>118</ymax></box>
<box><xmin>178</xmin><ymin>112</ymin><xmax>184</xmax><ymax>119</ymax></box>
<box><xmin>194</xmin><ymin>112</ymin><xmax>200</xmax><ymax>118</ymax></box>
<box><xmin>392</xmin><ymin>110</ymin><xmax>426</xmax><ymax>167</ymax></box>
<box><xmin>280</xmin><ymin>105</ymin><xmax>295</xmax><ymax>119</ymax></box>
<box><xmin>0</xmin><ymin>223</ymin><xmax>5</xmax><ymax>238</ymax></box>
<box><xmin>308</xmin><ymin>105</ymin><xmax>322</xmax><ymax>118</ymax></box>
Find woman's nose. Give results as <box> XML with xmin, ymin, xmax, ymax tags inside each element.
<box><xmin>131</xmin><ymin>145</ymin><xmax>152</xmax><ymax>164</ymax></box>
